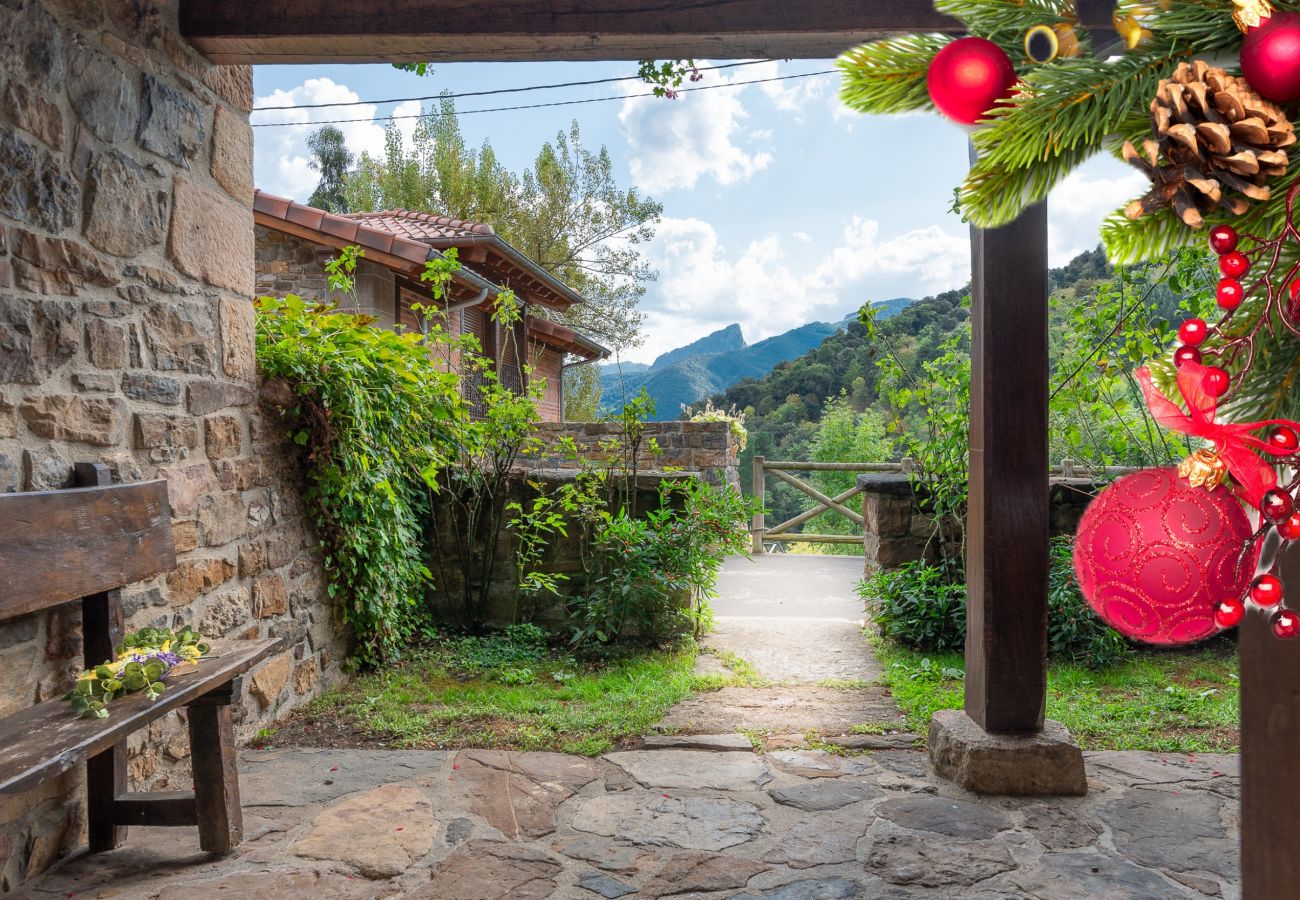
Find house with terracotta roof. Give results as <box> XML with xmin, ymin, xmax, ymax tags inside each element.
<box><xmin>252</xmin><ymin>191</ymin><xmax>608</xmax><ymax>422</ymax></box>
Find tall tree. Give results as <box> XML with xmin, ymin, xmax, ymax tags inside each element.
<box><xmin>341</xmin><ymin>95</ymin><xmax>660</xmax><ymax>356</ymax></box>
<box><xmin>306</xmin><ymin>125</ymin><xmax>354</xmax><ymax>213</ymax></box>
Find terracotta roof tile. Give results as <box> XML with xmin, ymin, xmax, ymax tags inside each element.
<box><xmin>346</xmin><ymin>209</ymin><xmax>496</xmax><ymax>242</ymax></box>
<box><xmin>254</xmin><ymin>190</ymin><xmax>435</xmax><ymax>269</ymax></box>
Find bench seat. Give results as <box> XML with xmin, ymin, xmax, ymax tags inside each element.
<box><xmin>0</xmin><ymin>638</ymin><xmax>281</xmax><ymax>795</ymax></box>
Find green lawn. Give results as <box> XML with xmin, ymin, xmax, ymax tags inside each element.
<box><xmin>875</xmin><ymin>637</ymin><xmax>1240</xmax><ymax>753</ymax></box>
<box><xmin>262</xmin><ymin>632</ymin><xmax>746</xmax><ymax>756</ymax></box>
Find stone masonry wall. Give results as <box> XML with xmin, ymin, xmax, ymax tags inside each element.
<box><xmin>528</xmin><ymin>421</ymin><xmax>741</xmax><ymax>488</ymax></box>
<box><xmin>0</xmin><ymin>2</ymin><xmax>343</xmax><ymax>889</ymax></box>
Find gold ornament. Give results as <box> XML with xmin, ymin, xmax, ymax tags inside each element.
<box><xmin>1233</xmin><ymin>0</ymin><xmax>1274</xmax><ymax>33</ymax></box>
<box><xmin>1178</xmin><ymin>447</ymin><xmax>1230</xmax><ymax>492</ymax></box>
<box><xmin>1113</xmin><ymin>0</ymin><xmax>1173</xmax><ymax>50</ymax></box>
<box><xmin>1024</xmin><ymin>22</ymin><xmax>1082</xmax><ymax>63</ymax></box>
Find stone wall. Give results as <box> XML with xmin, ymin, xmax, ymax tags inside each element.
<box><xmin>0</xmin><ymin>2</ymin><xmax>343</xmax><ymax>889</ymax></box>
<box><xmin>529</xmin><ymin>421</ymin><xmax>741</xmax><ymax>488</ymax></box>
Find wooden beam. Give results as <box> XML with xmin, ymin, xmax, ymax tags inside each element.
<box><xmin>182</xmin><ymin>0</ymin><xmax>1119</xmax><ymax>64</ymax></box>
<box><xmin>963</xmin><ymin>200</ymin><xmax>1050</xmax><ymax>735</ymax></box>
<box><xmin>1241</xmin><ymin>540</ymin><xmax>1300</xmax><ymax>897</ymax></box>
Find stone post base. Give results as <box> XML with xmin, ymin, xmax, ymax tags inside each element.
<box><xmin>928</xmin><ymin>709</ymin><xmax>1087</xmax><ymax>796</ymax></box>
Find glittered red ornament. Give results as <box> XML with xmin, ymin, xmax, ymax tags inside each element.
<box><xmin>1241</xmin><ymin>12</ymin><xmax>1300</xmax><ymax>103</ymax></box>
<box><xmin>1203</xmin><ymin>366</ymin><xmax>1231</xmax><ymax>398</ymax></box>
<box><xmin>1216</xmin><ymin>278</ymin><xmax>1244</xmax><ymax>310</ymax></box>
<box><xmin>1173</xmin><ymin>345</ymin><xmax>1202</xmax><ymax>368</ymax></box>
<box><xmin>926</xmin><ymin>37</ymin><xmax>1018</xmax><ymax>125</ymax></box>
<box><xmin>1252</xmin><ymin>573</ymin><xmax>1284</xmax><ymax>606</ymax></box>
<box><xmin>1273</xmin><ymin>609</ymin><xmax>1300</xmax><ymax>639</ymax></box>
<box><xmin>1279</xmin><ymin>514</ymin><xmax>1300</xmax><ymax>541</ymax></box>
<box><xmin>1214</xmin><ymin>596</ymin><xmax>1246</xmax><ymax>628</ymax></box>
<box><xmin>1269</xmin><ymin>425</ymin><xmax>1299</xmax><ymax>455</ymax></box>
<box><xmin>1261</xmin><ymin>488</ymin><xmax>1295</xmax><ymax>524</ymax></box>
<box><xmin>1220</xmin><ymin>251</ymin><xmax>1250</xmax><ymax>279</ymax></box>
<box><xmin>1073</xmin><ymin>467</ymin><xmax>1258</xmax><ymax>645</ymax></box>
<box><xmin>1179</xmin><ymin>318</ymin><xmax>1209</xmax><ymax>346</ymax></box>
<box><xmin>1208</xmin><ymin>224</ymin><xmax>1239</xmax><ymax>255</ymax></box>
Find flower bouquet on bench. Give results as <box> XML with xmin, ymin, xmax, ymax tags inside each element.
<box><xmin>68</xmin><ymin>627</ymin><xmax>210</xmax><ymax>719</ymax></box>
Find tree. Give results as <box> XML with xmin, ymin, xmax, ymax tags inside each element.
<box><xmin>341</xmin><ymin>95</ymin><xmax>661</xmax><ymax>358</ymax></box>
<box><xmin>306</xmin><ymin>126</ymin><xmax>354</xmax><ymax>213</ymax></box>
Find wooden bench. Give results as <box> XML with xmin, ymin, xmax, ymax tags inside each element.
<box><xmin>0</xmin><ymin>463</ymin><xmax>282</xmax><ymax>855</ymax></box>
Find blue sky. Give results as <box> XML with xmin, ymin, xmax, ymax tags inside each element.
<box><xmin>252</xmin><ymin>60</ymin><xmax>1144</xmax><ymax>364</ymax></box>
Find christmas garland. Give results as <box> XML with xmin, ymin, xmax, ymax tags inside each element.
<box><xmin>67</xmin><ymin>627</ymin><xmax>209</xmax><ymax>718</ymax></box>
<box><xmin>840</xmin><ymin>0</ymin><xmax>1300</xmax><ymax>644</ymax></box>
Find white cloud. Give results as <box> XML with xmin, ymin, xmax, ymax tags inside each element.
<box><xmin>627</xmin><ymin>216</ymin><xmax>969</xmax><ymax>362</ymax></box>
<box><xmin>618</xmin><ymin>64</ymin><xmax>774</xmax><ymax>194</ymax></box>
<box><xmin>1047</xmin><ymin>168</ymin><xmax>1147</xmax><ymax>265</ymax></box>
<box><xmin>252</xmin><ymin>78</ymin><xmax>421</xmax><ymax>201</ymax></box>
<box><xmin>792</xmin><ymin>231</ymin><xmax>813</xmax><ymax>243</ymax></box>
<box><xmin>755</xmin><ymin>61</ymin><xmax>830</xmax><ymax>119</ymax></box>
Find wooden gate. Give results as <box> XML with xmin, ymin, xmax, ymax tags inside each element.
<box><xmin>749</xmin><ymin>456</ymin><xmax>912</xmax><ymax>552</ymax></box>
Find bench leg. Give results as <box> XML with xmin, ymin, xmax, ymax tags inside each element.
<box><xmin>187</xmin><ymin>689</ymin><xmax>243</xmax><ymax>854</ymax></box>
<box><xmin>86</xmin><ymin>743</ymin><xmax>128</xmax><ymax>852</ymax></box>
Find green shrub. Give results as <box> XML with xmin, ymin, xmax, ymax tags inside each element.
<box><xmin>860</xmin><ymin>536</ymin><xmax>1132</xmax><ymax>669</ymax></box>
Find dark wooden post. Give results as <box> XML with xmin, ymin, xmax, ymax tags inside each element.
<box><xmin>75</xmin><ymin>462</ymin><xmax>130</xmax><ymax>852</ymax></box>
<box><xmin>963</xmin><ymin>202</ymin><xmax>1050</xmax><ymax>734</ymax></box>
<box><xmin>1241</xmin><ymin>540</ymin><xmax>1300</xmax><ymax>896</ymax></box>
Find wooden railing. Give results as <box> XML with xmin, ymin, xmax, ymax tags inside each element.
<box><xmin>750</xmin><ymin>456</ymin><xmax>1138</xmax><ymax>551</ymax></box>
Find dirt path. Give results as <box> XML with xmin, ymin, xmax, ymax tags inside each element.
<box><xmin>658</xmin><ymin>554</ymin><xmax>909</xmax><ymax>744</ymax></box>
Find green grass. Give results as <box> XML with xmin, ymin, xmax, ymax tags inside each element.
<box><xmin>270</xmin><ymin>633</ymin><xmax>742</xmax><ymax>756</ymax></box>
<box><xmin>875</xmin><ymin>637</ymin><xmax>1240</xmax><ymax>753</ymax></box>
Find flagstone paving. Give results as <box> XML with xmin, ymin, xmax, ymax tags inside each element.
<box><xmin>20</xmin><ymin>745</ymin><xmax>1240</xmax><ymax>898</ymax></box>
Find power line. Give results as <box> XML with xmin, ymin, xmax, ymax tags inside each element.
<box><xmin>253</xmin><ymin>59</ymin><xmax>780</xmax><ymax>112</ymax></box>
<box><xmin>252</xmin><ymin>70</ymin><xmax>837</xmax><ymax>128</ymax></box>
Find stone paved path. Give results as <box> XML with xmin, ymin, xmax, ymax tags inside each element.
<box><xmin>22</xmin><ymin>745</ymin><xmax>1240</xmax><ymax>898</ymax></box>
<box><xmin>658</xmin><ymin>555</ymin><xmax>907</xmax><ymax>742</ymax></box>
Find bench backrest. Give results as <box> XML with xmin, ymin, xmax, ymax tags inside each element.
<box><xmin>0</xmin><ymin>463</ymin><xmax>176</xmax><ymax>624</ymax></box>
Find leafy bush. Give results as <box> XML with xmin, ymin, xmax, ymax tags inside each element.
<box><xmin>256</xmin><ymin>290</ymin><xmax>464</xmax><ymax>666</ymax></box>
<box><xmin>860</xmin><ymin>537</ymin><xmax>1133</xmax><ymax>669</ymax></box>
<box><xmin>689</xmin><ymin>399</ymin><xmax>748</xmax><ymax>450</ymax></box>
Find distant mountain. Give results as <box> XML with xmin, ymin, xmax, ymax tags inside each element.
<box><xmin>599</xmin><ymin>321</ymin><xmax>839</xmax><ymax>420</ymax></box>
<box><xmin>870</xmin><ymin>297</ymin><xmax>914</xmax><ymax>320</ymax></box>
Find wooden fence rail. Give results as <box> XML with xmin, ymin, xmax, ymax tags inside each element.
<box><xmin>750</xmin><ymin>456</ymin><xmax>1137</xmax><ymax>551</ymax></box>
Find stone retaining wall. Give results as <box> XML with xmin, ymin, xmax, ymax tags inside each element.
<box><xmin>0</xmin><ymin>2</ymin><xmax>341</xmax><ymax>889</ymax></box>
<box><xmin>528</xmin><ymin>421</ymin><xmax>741</xmax><ymax>488</ymax></box>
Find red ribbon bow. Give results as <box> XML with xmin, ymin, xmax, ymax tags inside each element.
<box><xmin>1136</xmin><ymin>362</ymin><xmax>1296</xmax><ymax>508</ymax></box>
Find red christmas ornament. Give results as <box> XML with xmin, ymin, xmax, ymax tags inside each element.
<box><xmin>1241</xmin><ymin>12</ymin><xmax>1300</xmax><ymax>104</ymax></box>
<box><xmin>1270</xmin><ymin>425</ymin><xmax>1300</xmax><ymax>455</ymax></box>
<box><xmin>1216</xmin><ymin>278</ymin><xmax>1244</xmax><ymax>310</ymax></box>
<box><xmin>1173</xmin><ymin>345</ymin><xmax>1202</xmax><ymax>368</ymax></box>
<box><xmin>1220</xmin><ymin>251</ymin><xmax>1250</xmax><ymax>279</ymax></box>
<box><xmin>1252</xmin><ymin>573</ymin><xmax>1285</xmax><ymax>606</ymax></box>
<box><xmin>1073</xmin><ymin>467</ymin><xmax>1258</xmax><ymax>645</ymax></box>
<box><xmin>1202</xmin><ymin>366</ymin><xmax>1231</xmax><ymax>398</ymax></box>
<box><xmin>1179</xmin><ymin>318</ymin><xmax>1209</xmax><ymax>346</ymax></box>
<box><xmin>1261</xmin><ymin>488</ymin><xmax>1296</xmax><ymax>524</ymax></box>
<box><xmin>926</xmin><ymin>37</ymin><xmax>1018</xmax><ymax>125</ymax></box>
<box><xmin>1273</xmin><ymin>609</ymin><xmax>1300</xmax><ymax>639</ymax></box>
<box><xmin>1208</xmin><ymin>224</ymin><xmax>1239</xmax><ymax>255</ymax></box>
<box><xmin>1214</xmin><ymin>596</ymin><xmax>1246</xmax><ymax>628</ymax></box>
<box><xmin>1278</xmin><ymin>513</ymin><xmax>1300</xmax><ymax>541</ymax></box>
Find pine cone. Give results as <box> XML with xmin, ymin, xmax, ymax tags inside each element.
<box><xmin>1123</xmin><ymin>60</ymin><xmax>1295</xmax><ymax>229</ymax></box>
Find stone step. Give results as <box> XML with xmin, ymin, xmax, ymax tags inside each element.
<box><xmin>639</xmin><ymin>733</ymin><xmax>754</xmax><ymax>753</ymax></box>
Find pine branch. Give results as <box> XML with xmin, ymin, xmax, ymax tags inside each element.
<box><xmin>935</xmin><ymin>0</ymin><xmax>1083</xmax><ymax>44</ymax></box>
<box><xmin>837</xmin><ymin>34</ymin><xmax>949</xmax><ymax>115</ymax></box>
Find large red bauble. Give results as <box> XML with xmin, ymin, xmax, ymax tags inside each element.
<box><xmin>927</xmin><ymin>37</ymin><xmax>1018</xmax><ymax>125</ymax></box>
<box><xmin>1073</xmin><ymin>467</ymin><xmax>1258</xmax><ymax>644</ymax></box>
<box><xmin>1241</xmin><ymin>12</ymin><xmax>1300</xmax><ymax>104</ymax></box>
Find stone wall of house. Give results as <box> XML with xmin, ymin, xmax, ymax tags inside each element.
<box><xmin>0</xmin><ymin>2</ymin><xmax>343</xmax><ymax>890</ymax></box>
<box><xmin>528</xmin><ymin>421</ymin><xmax>741</xmax><ymax>488</ymax></box>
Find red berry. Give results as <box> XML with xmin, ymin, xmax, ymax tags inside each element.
<box><xmin>1202</xmin><ymin>366</ymin><xmax>1231</xmax><ymax>398</ymax></box>
<box><xmin>1273</xmin><ymin>609</ymin><xmax>1300</xmax><ymax>640</ymax></box>
<box><xmin>1269</xmin><ymin>426</ymin><xmax>1299</xmax><ymax>455</ymax></box>
<box><xmin>1220</xmin><ymin>251</ymin><xmax>1250</xmax><ymax>278</ymax></box>
<box><xmin>1261</xmin><ymin>489</ymin><xmax>1296</xmax><ymax>524</ymax></box>
<box><xmin>1252</xmin><ymin>574</ymin><xmax>1285</xmax><ymax>607</ymax></box>
<box><xmin>1209</xmin><ymin>224</ymin><xmax>1239</xmax><ymax>255</ymax></box>
<box><xmin>1174</xmin><ymin>345</ymin><xmax>1202</xmax><ymax>367</ymax></box>
<box><xmin>1178</xmin><ymin>318</ymin><xmax>1208</xmax><ymax>346</ymax></box>
<box><xmin>1214</xmin><ymin>596</ymin><xmax>1245</xmax><ymax>628</ymax></box>
<box><xmin>1216</xmin><ymin>278</ymin><xmax>1244</xmax><ymax>310</ymax></box>
<box><xmin>1278</xmin><ymin>513</ymin><xmax>1300</xmax><ymax>541</ymax></box>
